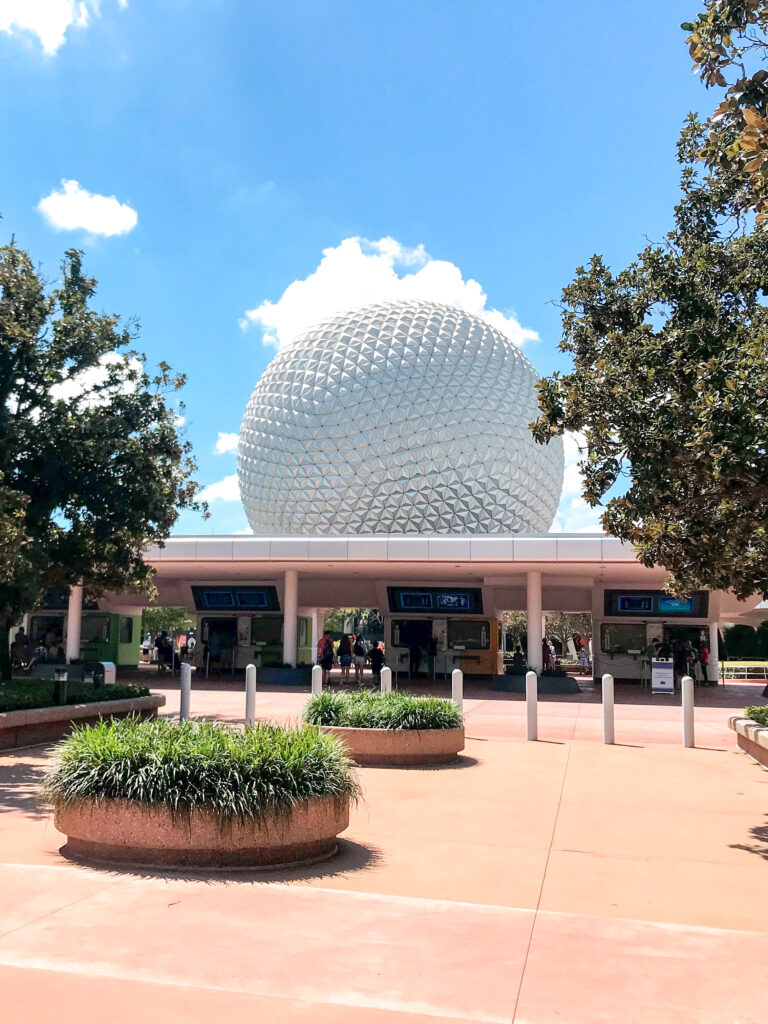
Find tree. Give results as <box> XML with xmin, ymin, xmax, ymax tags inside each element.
<box><xmin>323</xmin><ymin>608</ymin><xmax>383</xmax><ymax>636</ymax></box>
<box><xmin>141</xmin><ymin>606</ymin><xmax>195</xmax><ymax>638</ymax></box>
<box><xmin>503</xmin><ymin>611</ymin><xmax>527</xmax><ymax>650</ymax></box>
<box><xmin>683</xmin><ymin>2</ymin><xmax>768</xmax><ymax>217</ymax></box>
<box><xmin>0</xmin><ymin>242</ymin><xmax>202</xmax><ymax>679</ymax></box>
<box><xmin>531</xmin><ymin>118</ymin><xmax>768</xmax><ymax>601</ymax></box>
<box><xmin>544</xmin><ymin>613</ymin><xmax>593</xmax><ymax>656</ymax></box>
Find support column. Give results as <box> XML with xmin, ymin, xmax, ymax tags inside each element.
<box><xmin>527</xmin><ymin>571</ymin><xmax>543</xmax><ymax>672</ymax></box>
<box><xmin>309</xmin><ymin>608</ymin><xmax>320</xmax><ymax>663</ymax></box>
<box><xmin>708</xmin><ymin>621</ymin><xmax>720</xmax><ymax>683</ymax></box>
<box><xmin>65</xmin><ymin>584</ymin><xmax>83</xmax><ymax>664</ymax></box>
<box><xmin>283</xmin><ymin>570</ymin><xmax>298</xmax><ymax>667</ymax></box>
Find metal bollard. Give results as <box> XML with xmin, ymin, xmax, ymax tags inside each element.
<box><xmin>602</xmin><ymin>673</ymin><xmax>615</xmax><ymax>744</ymax></box>
<box><xmin>311</xmin><ymin>664</ymin><xmax>323</xmax><ymax>695</ymax></box>
<box><xmin>245</xmin><ymin>664</ymin><xmax>256</xmax><ymax>727</ymax></box>
<box><xmin>179</xmin><ymin>662</ymin><xmax>192</xmax><ymax>722</ymax></box>
<box><xmin>682</xmin><ymin>675</ymin><xmax>695</xmax><ymax>748</ymax></box>
<box><xmin>380</xmin><ymin>666</ymin><xmax>392</xmax><ymax>693</ymax></box>
<box><xmin>451</xmin><ymin>668</ymin><xmax>463</xmax><ymax>707</ymax></box>
<box><xmin>526</xmin><ymin>670</ymin><xmax>538</xmax><ymax>741</ymax></box>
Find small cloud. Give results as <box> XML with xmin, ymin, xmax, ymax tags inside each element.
<box><xmin>174</xmin><ymin>414</ymin><xmax>186</xmax><ymax>427</ymax></box>
<box><xmin>233</xmin><ymin>527</ymin><xmax>254</xmax><ymax>535</ymax></box>
<box><xmin>0</xmin><ymin>1</ymin><xmax>124</xmax><ymax>56</ymax></box>
<box><xmin>240</xmin><ymin>236</ymin><xmax>538</xmax><ymax>350</ymax></box>
<box><xmin>37</xmin><ymin>179</ymin><xmax>137</xmax><ymax>237</ymax></box>
<box><xmin>199</xmin><ymin>474</ymin><xmax>240</xmax><ymax>503</ymax></box>
<box><xmin>214</xmin><ymin>431</ymin><xmax>239</xmax><ymax>455</ymax></box>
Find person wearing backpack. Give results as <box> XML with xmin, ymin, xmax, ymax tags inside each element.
<box><xmin>353</xmin><ymin>634</ymin><xmax>366</xmax><ymax>686</ymax></box>
<box><xmin>369</xmin><ymin>641</ymin><xmax>385</xmax><ymax>685</ymax></box>
<box><xmin>317</xmin><ymin>629</ymin><xmax>335</xmax><ymax>687</ymax></box>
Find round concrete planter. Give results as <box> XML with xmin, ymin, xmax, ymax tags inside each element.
<box><xmin>322</xmin><ymin>726</ymin><xmax>464</xmax><ymax>766</ymax></box>
<box><xmin>54</xmin><ymin>794</ymin><xmax>350</xmax><ymax>869</ymax></box>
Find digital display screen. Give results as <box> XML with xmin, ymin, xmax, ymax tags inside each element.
<box><xmin>618</xmin><ymin>596</ymin><xmax>653</xmax><ymax>613</ymax></box>
<box><xmin>192</xmin><ymin>586</ymin><xmax>280</xmax><ymax>612</ymax></box>
<box><xmin>236</xmin><ymin>590</ymin><xmax>269</xmax><ymax>609</ymax></box>
<box><xmin>436</xmin><ymin>592</ymin><xmax>471</xmax><ymax>611</ymax></box>
<box><xmin>604</xmin><ymin>590</ymin><xmax>707</xmax><ymax>618</ymax></box>
<box><xmin>401</xmin><ymin>592</ymin><xmax>433</xmax><ymax>610</ymax></box>
<box><xmin>658</xmin><ymin>596</ymin><xmax>695</xmax><ymax>615</ymax></box>
<box><xmin>388</xmin><ymin>587</ymin><xmax>482</xmax><ymax>615</ymax></box>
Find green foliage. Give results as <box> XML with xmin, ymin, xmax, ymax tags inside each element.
<box><xmin>323</xmin><ymin>608</ymin><xmax>382</xmax><ymax>636</ymax></box>
<box><xmin>0</xmin><ymin>680</ymin><xmax>149</xmax><ymax>712</ymax></box>
<box><xmin>141</xmin><ymin>606</ymin><xmax>195</xmax><ymax>637</ymax></box>
<box><xmin>531</xmin><ymin>117</ymin><xmax>768</xmax><ymax>600</ymax></box>
<box><xmin>722</xmin><ymin>622</ymin><xmax>768</xmax><ymax>658</ymax></box>
<box><xmin>745</xmin><ymin>705</ymin><xmax>768</xmax><ymax>724</ymax></box>
<box><xmin>0</xmin><ymin>242</ymin><xmax>204</xmax><ymax>678</ymax></box>
<box><xmin>304</xmin><ymin>689</ymin><xmax>464</xmax><ymax>730</ymax></box>
<box><xmin>43</xmin><ymin>717</ymin><xmax>360</xmax><ymax>822</ymax></box>
<box><xmin>683</xmin><ymin>2</ymin><xmax>768</xmax><ymax>217</ymax></box>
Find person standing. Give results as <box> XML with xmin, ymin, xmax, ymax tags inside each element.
<box><xmin>337</xmin><ymin>633</ymin><xmax>353</xmax><ymax>685</ymax></box>
<box><xmin>369</xmin><ymin>640</ymin><xmax>385</xmax><ymax>686</ymax></box>
<box><xmin>541</xmin><ymin>637</ymin><xmax>552</xmax><ymax>672</ymax></box>
<box><xmin>317</xmin><ymin>630</ymin><xmax>335</xmax><ymax>687</ymax></box>
<box><xmin>353</xmin><ymin>634</ymin><xmax>366</xmax><ymax>686</ymax></box>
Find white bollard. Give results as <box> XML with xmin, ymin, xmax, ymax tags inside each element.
<box><xmin>380</xmin><ymin>666</ymin><xmax>392</xmax><ymax>693</ymax></box>
<box><xmin>245</xmin><ymin>664</ymin><xmax>257</xmax><ymax>727</ymax></box>
<box><xmin>526</xmin><ymin>670</ymin><xmax>538</xmax><ymax>741</ymax></box>
<box><xmin>451</xmin><ymin>668</ymin><xmax>463</xmax><ymax>707</ymax></box>
<box><xmin>311</xmin><ymin>664</ymin><xmax>323</xmax><ymax>695</ymax></box>
<box><xmin>602</xmin><ymin>673</ymin><xmax>615</xmax><ymax>744</ymax></box>
<box><xmin>682</xmin><ymin>675</ymin><xmax>695</xmax><ymax>748</ymax></box>
<box><xmin>179</xmin><ymin>662</ymin><xmax>192</xmax><ymax>722</ymax></box>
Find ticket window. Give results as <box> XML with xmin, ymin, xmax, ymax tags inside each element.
<box><xmin>447</xmin><ymin>619</ymin><xmax>491</xmax><ymax>651</ymax></box>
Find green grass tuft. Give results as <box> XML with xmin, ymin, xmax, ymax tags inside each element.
<box><xmin>745</xmin><ymin>705</ymin><xmax>768</xmax><ymax>726</ymax></box>
<box><xmin>303</xmin><ymin>689</ymin><xmax>463</xmax><ymax>730</ymax></box>
<box><xmin>43</xmin><ymin>717</ymin><xmax>360</xmax><ymax>823</ymax></box>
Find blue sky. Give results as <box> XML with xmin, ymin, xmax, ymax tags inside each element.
<box><xmin>0</xmin><ymin>1</ymin><xmax>706</xmax><ymax>534</ymax></box>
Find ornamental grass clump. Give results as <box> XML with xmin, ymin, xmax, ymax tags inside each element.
<box><xmin>304</xmin><ymin>689</ymin><xmax>463</xmax><ymax>730</ymax></box>
<box><xmin>43</xmin><ymin>717</ymin><xmax>360</xmax><ymax>823</ymax></box>
<box><xmin>745</xmin><ymin>706</ymin><xmax>768</xmax><ymax>727</ymax></box>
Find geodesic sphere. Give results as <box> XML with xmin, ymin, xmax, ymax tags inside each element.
<box><xmin>238</xmin><ymin>300</ymin><xmax>564</xmax><ymax>534</ymax></box>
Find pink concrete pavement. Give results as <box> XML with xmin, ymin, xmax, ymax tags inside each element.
<box><xmin>1</xmin><ymin>679</ymin><xmax>767</xmax><ymax>1023</ymax></box>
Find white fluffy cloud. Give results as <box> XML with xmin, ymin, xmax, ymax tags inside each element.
<box><xmin>0</xmin><ymin>0</ymin><xmax>125</xmax><ymax>55</ymax></box>
<box><xmin>37</xmin><ymin>179</ymin><xmax>138</xmax><ymax>236</ymax></box>
<box><xmin>199</xmin><ymin>474</ymin><xmax>240</xmax><ymax>503</ymax></box>
<box><xmin>551</xmin><ymin>432</ymin><xmax>604</xmax><ymax>533</ymax></box>
<box><xmin>241</xmin><ymin>236</ymin><xmax>538</xmax><ymax>350</ymax></box>
<box><xmin>213</xmin><ymin>432</ymin><xmax>239</xmax><ymax>455</ymax></box>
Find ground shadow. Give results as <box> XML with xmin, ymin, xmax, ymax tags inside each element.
<box><xmin>729</xmin><ymin>817</ymin><xmax>768</xmax><ymax>861</ymax></box>
<box><xmin>0</xmin><ymin>759</ymin><xmax>49</xmax><ymax>819</ymax></box>
<box><xmin>57</xmin><ymin>836</ymin><xmax>382</xmax><ymax>884</ymax></box>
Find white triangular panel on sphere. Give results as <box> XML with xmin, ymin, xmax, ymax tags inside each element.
<box><xmin>238</xmin><ymin>300</ymin><xmax>564</xmax><ymax>535</ymax></box>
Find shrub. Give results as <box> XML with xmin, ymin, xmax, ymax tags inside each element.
<box><xmin>0</xmin><ymin>681</ymin><xmax>149</xmax><ymax>713</ymax></box>
<box><xmin>304</xmin><ymin>689</ymin><xmax>463</xmax><ymax>730</ymax></box>
<box><xmin>745</xmin><ymin>706</ymin><xmax>768</xmax><ymax>727</ymax></box>
<box><xmin>43</xmin><ymin>717</ymin><xmax>360</xmax><ymax>823</ymax></box>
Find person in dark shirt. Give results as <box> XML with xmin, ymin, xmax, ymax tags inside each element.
<box><xmin>369</xmin><ymin>642</ymin><xmax>385</xmax><ymax>683</ymax></box>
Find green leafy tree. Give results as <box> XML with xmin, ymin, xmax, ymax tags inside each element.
<box><xmin>544</xmin><ymin>613</ymin><xmax>593</xmax><ymax>656</ymax></box>
<box><xmin>503</xmin><ymin>611</ymin><xmax>527</xmax><ymax>650</ymax></box>
<box><xmin>683</xmin><ymin>2</ymin><xmax>768</xmax><ymax>217</ymax></box>
<box><xmin>531</xmin><ymin>118</ymin><xmax>768</xmax><ymax>601</ymax></box>
<box><xmin>0</xmin><ymin>242</ymin><xmax>203</xmax><ymax>680</ymax></box>
<box><xmin>141</xmin><ymin>606</ymin><xmax>195</xmax><ymax>638</ymax></box>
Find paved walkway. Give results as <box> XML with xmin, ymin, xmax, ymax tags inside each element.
<box><xmin>1</xmin><ymin>682</ymin><xmax>767</xmax><ymax>1022</ymax></box>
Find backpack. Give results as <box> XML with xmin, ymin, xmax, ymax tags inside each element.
<box><xmin>322</xmin><ymin>638</ymin><xmax>334</xmax><ymax>659</ymax></box>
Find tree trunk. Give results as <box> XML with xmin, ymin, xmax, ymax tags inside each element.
<box><xmin>0</xmin><ymin>609</ymin><xmax>12</xmax><ymax>683</ymax></box>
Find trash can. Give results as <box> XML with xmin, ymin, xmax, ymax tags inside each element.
<box><xmin>99</xmin><ymin>662</ymin><xmax>117</xmax><ymax>686</ymax></box>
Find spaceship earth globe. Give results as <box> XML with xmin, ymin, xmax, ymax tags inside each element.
<box><xmin>238</xmin><ymin>300</ymin><xmax>564</xmax><ymax>535</ymax></box>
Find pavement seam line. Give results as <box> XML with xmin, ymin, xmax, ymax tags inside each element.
<box><xmin>0</xmin><ymin>879</ymin><xmax>125</xmax><ymax>944</ymax></box>
<box><xmin>510</xmin><ymin>741</ymin><xmax>572</xmax><ymax>1023</ymax></box>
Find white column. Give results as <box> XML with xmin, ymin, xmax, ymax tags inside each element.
<box><xmin>525</xmin><ymin>670</ymin><xmax>538</xmax><ymax>740</ymax></box>
<box><xmin>527</xmin><ymin>571</ymin><xmax>543</xmax><ymax>671</ymax></box>
<box><xmin>283</xmin><ymin>570</ymin><xmax>298</xmax><ymax>667</ymax></box>
<box><xmin>708</xmin><ymin>621</ymin><xmax>719</xmax><ymax>683</ymax></box>
<box><xmin>682</xmin><ymin>675</ymin><xmax>695</xmax><ymax>747</ymax></box>
<box><xmin>245</xmin><ymin>664</ymin><xmax>256</xmax><ymax>726</ymax></box>
<box><xmin>309</xmin><ymin>608</ymin><xmax>320</xmax><ymax>662</ymax></box>
<box><xmin>65</xmin><ymin>585</ymin><xmax>83</xmax><ymax>663</ymax></box>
